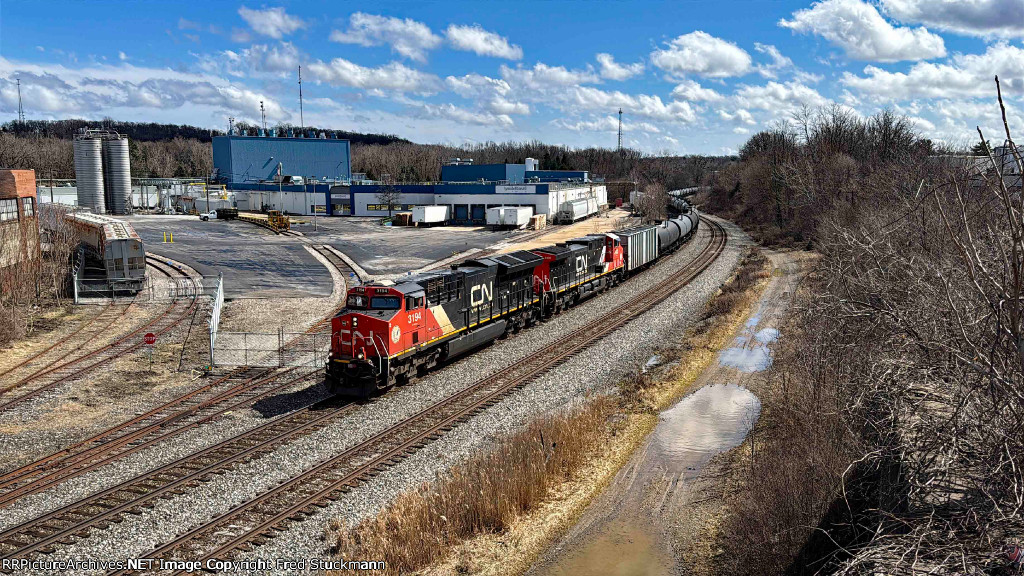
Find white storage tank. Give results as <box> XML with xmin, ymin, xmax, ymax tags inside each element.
<box><xmin>412</xmin><ymin>205</ymin><xmax>449</xmax><ymax>226</ymax></box>
<box><xmin>73</xmin><ymin>136</ymin><xmax>105</xmax><ymax>213</ymax></box>
<box><xmin>102</xmin><ymin>136</ymin><xmax>132</xmax><ymax>215</ymax></box>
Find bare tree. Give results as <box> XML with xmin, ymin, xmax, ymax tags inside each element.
<box><xmin>375</xmin><ymin>185</ymin><xmax>401</xmax><ymax>219</ymax></box>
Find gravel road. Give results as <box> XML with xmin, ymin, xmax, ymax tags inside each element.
<box><xmin>7</xmin><ymin>216</ymin><xmax>749</xmax><ymax>576</ymax></box>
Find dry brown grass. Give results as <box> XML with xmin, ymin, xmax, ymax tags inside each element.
<box><xmin>329</xmin><ymin>396</ymin><xmax>621</xmax><ymax>575</ymax></box>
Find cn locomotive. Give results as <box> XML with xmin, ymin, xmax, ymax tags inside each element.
<box><xmin>326</xmin><ymin>210</ymin><xmax>699</xmax><ymax>397</ymax></box>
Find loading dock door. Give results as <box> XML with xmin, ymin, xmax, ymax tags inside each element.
<box><xmin>471</xmin><ymin>205</ymin><xmax>485</xmax><ymax>222</ymax></box>
<box><xmin>454</xmin><ymin>205</ymin><xmax>469</xmax><ymax>222</ymax></box>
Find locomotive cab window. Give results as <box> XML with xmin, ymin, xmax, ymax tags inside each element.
<box><xmin>346</xmin><ymin>294</ymin><xmax>368</xmax><ymax>309</ymax></box>
<box><xmin>406</xmin><ymin>296</ymin><xmax>424</xmax><ymax>310</ymax></box>
<box><xmin>370</xmin><ymin>296</ymin><xmax>402</xmax><ymax>310</ymax></box>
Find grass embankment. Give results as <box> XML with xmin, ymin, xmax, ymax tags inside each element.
<box><xmin>329</xmin><ymin>248</ymin><xmax>771</xmax><ymax>576</ymax></box>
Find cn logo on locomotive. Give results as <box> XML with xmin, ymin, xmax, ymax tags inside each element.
<box><xmin>391</xmin><ymin>326</ymin><xmax>401</xmax><ymax>343</ymax></box>
<box><xmin>575</xmin><ymin>255</ymin><xmax>589</xmax><ymax>275</ymax></box>
<box><xmin>470</xmin><ymin>282</ymin><xmax>493</xmax><ymax>306</ymax></box>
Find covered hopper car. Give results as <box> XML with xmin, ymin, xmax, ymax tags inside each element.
<box><xmin>66</xmin><ymin>212</ymin><xmax>147</xmax><ymax>292</ymax></box>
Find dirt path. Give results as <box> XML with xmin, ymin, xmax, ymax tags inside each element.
<box><xmin>526</xmin><ymin>250</ymin><xmax>810</xmax><ymax>576</ymax></box>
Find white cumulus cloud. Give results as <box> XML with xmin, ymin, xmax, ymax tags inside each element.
<box><xmin>650</xmin><ymin>31</ymin><xmax>752</xmax><ymax>78</ymax></box>
<box><xmin>501</xmin><ymin>63</ymin><xmax>600</xmax><ymax>90</ymax></box>
<box><xmin>734</xmin><ymin>80</ymin><xmax>830</xmax><ymax>115</ymax></box>
<box><xmin>841</xmin><ymin>42</ymin><xmax>1024</xmax><ymax>99</ymax></box>
<box><xmin>238</xmin><ymin>6</ymin><xmax>307</xmax><ymax>39</ymax></box>
<box><xmin>670</xmin><ymin>79</ymin><xmax>723</xmax><ymax>102</ymax></box>
<box><xmin>446</xmin><ymin>24</ymin><xmax>522</xmax><ymax>60</ymax></box>
<box><xmin>880</xmin><ymin>0</ymin><xmax>1024</xmax><ymax>39</ymax></box>
<box><xmin>307</xmin><ymin>58</ymin><xmax>441</xmax><ymax>94</ymax></box>
<box><xmin>330</xmin><ymin>13</ymin><xmax>442</xmax><ymax>62</ymax></box>
<box><xmin>596</xmin><ymin>53</ymin><xmax>644</xmax><ymax>81</ymax></box>
<box><xmin>779</xmin><ymin>0</ymin><xmax>946</xmax><ymax>62</ymax></box>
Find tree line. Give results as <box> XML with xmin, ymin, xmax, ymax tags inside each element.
<box><xmin>0</xmin><ymin>121</ymin><xmax>731</xmax><ymax>189</ymax></box>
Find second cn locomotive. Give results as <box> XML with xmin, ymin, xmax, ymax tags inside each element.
<box><xmin>327</xmin><ymin>211</ymin><xmax>699</xmax><ymax>397</ymax></box>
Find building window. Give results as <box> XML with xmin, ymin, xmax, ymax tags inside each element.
<box><xmin>21</xmin><ymin>197</ymin><xmax>34</xmax><ymax>218</ymax></box>
<box><xmin>0</xmin><ymin>199</ymin><xmax>18</xmax><ymax>222</ymax></box>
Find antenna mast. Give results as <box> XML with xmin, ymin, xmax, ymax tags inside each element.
<box><xmin>617</xmin><ymin>108</ymin><xmax>623</xmax><ymax>151</ymax></box>
<box><xmin>16</xmin><ymin>79</ymin><xmax>25</xmax><ymax>123</ymax></box>
<box><xmin>228</xmin><ymin>116</ymin><xmax>235</xmax><ymax>135</ymax></box>
<box><xmin>298</xmin><ymin>65</ymin><xmax>304</xmax><ymax>131</ymax></box>
<box><xmin>260</xmin><ymin>101</ymin><xmax>266</xmax><ymax>131</ymax></box>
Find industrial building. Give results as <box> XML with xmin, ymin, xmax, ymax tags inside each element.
<box><xmin>213</xmin><ymin>133</ymin><xmax>351</xmax><ymax>216</ymax></box>
<box><xmin>347</xmin><ymin>159</ymin><xmax>606</xmax><ymax>224</ymax></box>
<box><xmin>0</xmin><ymin>169</ymin><xmax>40</xmax><ymax>269</ymax></box>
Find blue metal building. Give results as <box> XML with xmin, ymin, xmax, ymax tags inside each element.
<box><xmin>212</xmin><ymin>135</ymin><xmax>352</xmax><ymax>185</ymax></box>
<box><xmin>440</xmin><ymin>163</ymin><xmax>526</xmax><ymax>184</ymax></box>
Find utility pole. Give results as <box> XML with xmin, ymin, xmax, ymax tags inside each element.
<box><xmin>617</xmin><ymin>108</ymin><xmax>623</xmax><ymax>152</ymax></box>
<box><xmin>298</xmin><ymin>65</ymin><xmax>304</xmax><ymax>132</ymax></box>
<box><xmin>260</xmin><ymin>101</ymin><xmax>266</xmax><ymax>132</ymax></box>
<box><xmin>16</xmin><ymin>79</ymin><xmax>25</xmax><ymax>124</ymax></box>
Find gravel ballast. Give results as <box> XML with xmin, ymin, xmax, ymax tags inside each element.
<box><xmin>9</xmin><ymin>217</ymin><xmax>748</xmax><ymax>575</ymax></box>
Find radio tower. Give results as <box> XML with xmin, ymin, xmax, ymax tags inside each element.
<box><xmin>298</xmin><ymin>65</ymin><xmax>304</xmax><ymax>131</ymax></box>
<box><xmin>16</xmin><ymin>79</ymin><xmax>25</xmax><ymax>123</ymax></box>
<box><xmin>617</xmin><ymin>108</ymin><xmax>623</xmax><ymax>151</ymax></box>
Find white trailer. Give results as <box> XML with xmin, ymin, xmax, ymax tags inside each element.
<box><xmin>412</xmin><ymin>205</ymin><xmax>450</xmax><ymax>226</ymax></box>
<box><xmin>555</xmin><ymin>198</ymin><xmax>598</xmax><ymax>223</ymax></box>
<box><xmin>486</xmin><ymin>206</ymin><xmax>534</xmax><ymax>228</ymax></box>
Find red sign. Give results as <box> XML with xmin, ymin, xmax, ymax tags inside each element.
<box><xmin>144</xmin><ymin>333</ymin><xmax>157</xmax><ymax>346</ymax></box>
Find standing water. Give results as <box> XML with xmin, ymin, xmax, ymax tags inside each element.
<box><xmin>652</xmin><ymin>383</ymin><xmax>761</xmax><ymax>475</ymax></box>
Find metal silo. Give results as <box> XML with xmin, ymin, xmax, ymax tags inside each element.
<box><xmin>73</xmin><ymin>135</ymin><xmax>106</xmax><ymax>213</ymax></box>
<box><xmin>102</xmin><ymin>136</ymin><xmax>132</xmax><ymax>215</ymax></box>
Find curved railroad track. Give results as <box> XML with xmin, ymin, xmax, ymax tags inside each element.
<box><xmin>84</xmin><ymin>218</ymin><xmax>726</xmax><ymax>575</ymax></box>
<box><xmin>0</xmin><ymin>259</ymin><xmax>200</xmax><ymax>414</ymax></box>
<box><xmin>0</xmin><ymin>248</ymin><xmax>353</xmax><ymax>508</ymax></box>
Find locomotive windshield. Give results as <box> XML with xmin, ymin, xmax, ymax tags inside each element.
<box><xmin>370</xmin><ymin>296</ymin><xmax>402</xmax><ymax>310</ymax></box>
<box><xmin>346</xmin><ymin>294</ymin><xmax>368</xmax><ymax>309</ymax></box>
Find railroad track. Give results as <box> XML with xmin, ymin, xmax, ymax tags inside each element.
<box><xmin>309</xmin><ymin>245</ymin><xmax>358</xmax><ymax>331</ymax></box>
<box><xmin>0</xmin><ymin>261</ymin><xmax>200</xmax><ymax>414</ymax></box>
<box><xmin>0</xmin><ymin>249</ymin><xmax>353</xmax><ymax>508</ymax></box>
<box><xmin>81</xmin><ymin>218</ymin><xmax>726</xmax><ymax>575</ymax></box>
<box><xmin>0</xmin><ymin>367</ymin><xmax>316</xmax><ymax>507</ymax></box>
<box><xmin>0</xmin><ymin>382</ymin><xmax>346</xmax><ymax>564</ymax></box>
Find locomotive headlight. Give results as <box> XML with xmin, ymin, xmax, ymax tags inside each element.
<box><xmin>352</xmin><ymin>317</ymin><xmax>359</xmax><ymax>327</ymax></box>
<box><xmin>357</xmin><ymin>351</ymin><xmax>365</xmax><ymax>360</ymax></box>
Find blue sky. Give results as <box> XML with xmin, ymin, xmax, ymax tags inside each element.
<box><xmin>1</xmin><ymin>0</ymin><xmax>1022</xmax><ymax>154</ymax></box>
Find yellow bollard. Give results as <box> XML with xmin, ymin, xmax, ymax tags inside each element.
<box><xmin>169</xmin><ymin>232</ymin><xmax>174</xmax><ymax>243</ymax></box>
<box><xmin>162</xmin><ymin>231</ymin><xmax>167</xmax><ymax>243</ymax></box>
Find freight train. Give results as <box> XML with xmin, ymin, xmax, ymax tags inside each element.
<box><xmin>66</xmin><ymin>211</ymin><xmax>147</xmax><ymax>292</ymax></box>
<box><xmin>327</xmin><ymin>210</ymin><xmax>699</xmax><ymax>396</ymax></box>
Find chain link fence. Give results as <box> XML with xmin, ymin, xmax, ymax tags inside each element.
<box><xmin>211</xmin><ymin>329</ymin><xmax>331</xmax><ymax>367</ymax></box>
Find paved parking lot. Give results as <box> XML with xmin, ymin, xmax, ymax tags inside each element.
<box><xmin>124</xmin><ymin>215</ymin><xmax>521</xmax><ymax>298</ymax></box>
<box><xmin>127</xmin><ymin>215</ymin><xmax>332</xmax><ymax>299</ymax></box>
<box><xmin>293</xmin><ymin>217</ymin><xmax>512</xmax><ymax>274</ymax></box>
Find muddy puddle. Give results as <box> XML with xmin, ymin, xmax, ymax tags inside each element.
<box><xmin>652</xmin><ymin>383</ymin><xmax>761</xmax><ymax>474</ymax></box>
<box><xmin>718</xmin><ymin>313</ymin><xmax>779</xmax><ymax>372</ymax></box>
<box><xmin>534</xmin><ymin>384</ymin><xmax>762</xmax><ymax>576</ymax></box>
<box><xmin>534</xmin><ymin>518</ymin><xmax>676</xmax><ymax>576</ymax></box>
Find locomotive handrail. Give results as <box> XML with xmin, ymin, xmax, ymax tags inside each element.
<box><xmin>370</xmin><ymin>334</ymin><xmax>387</xmax><ymax>376</ymax></box>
